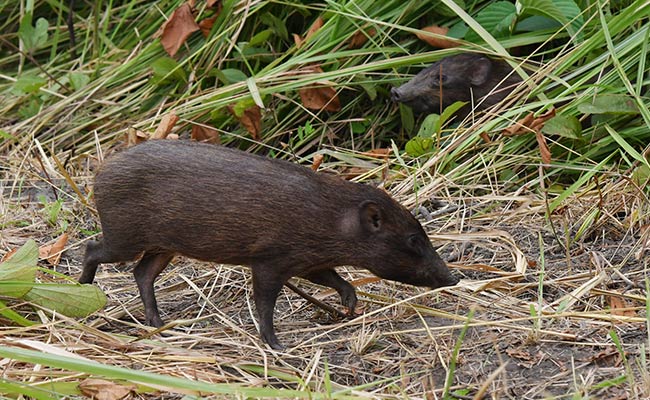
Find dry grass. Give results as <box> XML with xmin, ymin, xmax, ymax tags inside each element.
<box><xmin>1</xmin><ymin>138</ymin><xmax>648</xmax><ymax>399</ymax></box>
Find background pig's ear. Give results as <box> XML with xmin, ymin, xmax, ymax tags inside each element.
<box><xmin>469</xmin><ymin>57</ymin><xmax>492</xmax><ymax>86</ymax></box>
<box><xmin>359</xmin><ymin>201</ymin><xmax>383</xmax><ymax>233</ymax></box>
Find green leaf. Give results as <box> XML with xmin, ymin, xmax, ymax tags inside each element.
<box><xmin>632</xmin><ymin>164</ymin><xmax>650</xmax><ymax>187</ymax></box>
<box><xmin>541</xmin><ymin>114</ymin><xmax>582</xmax><ymax>139</ymax></box>
<box><xmin>150</xmin><ymin>57</ymin><xmax>187</xmax><ymax>86</ymax></box>
<box><xmin>12</xmin><ymin>75</ymin><xmax>47</xmax><ymax>95</ymax></box>
<box><xmin>216</xmin><ymin>68</ymin><xmax>248</xmax><ymax>84</ymax></box>
<box><xmin>519</xmin><ymin>0</ymin><xmax>583</xmax><ymax>42</ymax></box>
<box><xmin>69</xmin><ymin>72</ymin><xmax>90</xmax><ymax>91</ymax></box>
<box><xmin>0</xmin><ymin>130</ymin><xmax>18</xmax><ymax>142</ymax></box>
<box><xmin>260</xmin><ymin>12</ymin><xmax>288</xmax><ymax>40</ymax></box>
<box><xmin>435</xmin><ymin>0</ymin><xmax>466</xmax><ymax>17</ymax></box>
<box><xmin>247</xmin><ymin>29</ymin><xmax>274</xmax><ymax>48</ymax></box>
<box><xmin>0</xmin><ymin>299</ymin><xmax>36</xmax><ymax>327</ymax></box>
<box><xmin>417</xmin><ymin>114</ymin><xmax>440</xmax><ymax>138</ymax></box>
<box><xmin>447</xmin><ymin>21</ymin><xmax>468</xmax><ymax>39</ymax></box>
<box><xmin>604</xmin><ymin>125</ymin><xmax>650</xmax><ymax>169</ymax></box>
<box><xmin>18</xmin><ymin>16</ymin><xmax>49</xmax><ymax>52</ymax></box>
<box><xmin>231</xmin><ymin>97</ymin><xmax>257</xmax><ymax>117</ymax></box>
<box><xmin>0</xmin><ymin>240</ymin><xmax>38</xmax><ymax>295</ymax></box>
<box><xmin>515</xmin><ymin>15</ymin><xmax>561</xmax><ymax>32</ymax></box>
<box><xmin>23</xmin><ymin>284</ymin><xmax>107</xmax><ymax>318</ymax></box>
<box><xmin>577</xmin><ymin>95</ymin><xmax>639</xmax><ymax>114</ymax></box>
<box><xmin>466</xmin><ymin>2</ymin><xmax>516</xmax><ymax>42</ymax></box>
<box><xmin>438</xmin><ymin>101</ymin><xmax>468</xmax><ymax>129</ymax></box>
<box><xmin>405</xmin><ymin>137</ymin><xmax>434</xmax><ymax>157</ymax></box>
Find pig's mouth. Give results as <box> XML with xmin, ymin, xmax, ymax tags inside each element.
<box><xmin>429</xmin><ymin>273</ymin><xmax>460</xmax><ymax>289</ymax></box>
<box><xmin>390</xmin><ymin>87</ymin><xmax>441</xmax><ymax>115</ymax></box>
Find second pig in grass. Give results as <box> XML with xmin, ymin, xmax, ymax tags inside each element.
<box><xmin>80</xmin><ymin>140</ymin><xmax>459</xmax><ymax>349</ymax></box>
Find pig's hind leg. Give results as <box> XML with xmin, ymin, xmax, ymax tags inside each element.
<box><xmin>303</xmin><ymin>269</ymin><xmax>357</xmax><ymax>316</ymax></box>
<box><xmin>251</xmin><ymin>265</ymin><xmax>288</xmax><ymax>350</ymax></box>
<box><xmin>80</xmin><ymin>239</ymin><xmax>138</xmax><ymax>284</ymax></box>
<box><xmin>133</xmin><ymin>251</ymin><xmax>174</xmax><ymax>328</ymax></box>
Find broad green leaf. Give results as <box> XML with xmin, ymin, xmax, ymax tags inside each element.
<box><xmin>552</xmin><ymin>0</ymin><xmax>584</xmax><ymax>41</ymax></box>
<box><xmin>447</xmin><ymin>21</ymin><xmax>468</xmax><ymax>38</ymax></box>
<box><xmin>519</xmin><ymin>0</ymin><xmax>583</xmax><ymax>42</ymax></box>
<box><xmin>0</xmin><ymin>240</ymin><xmax>38</xmax><ymax>289</ymax></box>
<box><xmin>0</xmin><ymin>282</ymin><xmax>36</xmax><ymax>298</ymax></box>
<box><xmin>466</xmin><ymin>2</ymin><xmax>516</xmax><ymax>42</ymax></box>
<box><xmin>150</xmin><ymin>57</ymin><xmax>187</xmax><ymax>86</ymax></box>
<box><xmin>69</xmin><ymin>72</ymin><xmax>90</xmax><ymax>91</ymax></box>
<box><xmin>417</xmin><ymin>114</ymin><xmax>440</xmax><ymax>138</ymax></box>
<box><xmin>23</xmin><ymin>283</ymin><xmax>107</xmax><ymax>318</ymax></box>
<box><xmin>577</xmin><ymin>95</ymin><xmax>639</xmax><ymax>114</ymax></box>
<box><xmin>260</xmin><ymin>12</ymin><xmax>288</xmax><ymax>40</ymax></box>
<box><xmin>18</xmin><ymin>15</ymin><xmax>49</xmax><ymax>52</ymax></box>
<box><xmin>405</xmin><ymin>137</ymin><xmax>434</xmax><ymax>157</ymax></box>
<box><xmin>231</xmin><ymin>97</ymin><xmax>257</xmax><ymax>117</ymax></box>
<box><xmin>515</xmin><ymin>15</ymin><xmax>561</xmax><ymax>32</ymax></box>
<box><xmin>435</xmin><ymin>0</ymin><xmax>466</xmax><ymax>17</ymax></box>
<box><xmin>247</xmin><ymin>29</ymin><xmax>273</xmax><ymax>47</ymax></box>
<box><xmin>216</xmin><ymin>68</ymin><xmax>247</xmax><ymax>84</ymax></box>
<box><xmin>437</xmin><ymin>101</ymin><xmax>467</xmax><ymax>130</ymax></box>
<box><xmin>542</xmin><ymin>114</ymin><xmax>582</xmax><ymax>139</ymax></box>
<box><xmin>632</xmin><ymin>164</ymin><xmax>650</xmax><ymax>186</ymax></box>
<box><xmin>12</xmin><ymin>75</ymin><xmax>47</xmax><ymax>95</ymax></box>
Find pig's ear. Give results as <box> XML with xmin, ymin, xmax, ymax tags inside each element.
<box><xmin>359</xmin><ymin>201</ymin><xmax>383</xmax><ymax>233</ymax></box>
<box><xmin>469</xmin><ymin>57</ymin><xmax>492</xmax><ymax>86</ymax></box>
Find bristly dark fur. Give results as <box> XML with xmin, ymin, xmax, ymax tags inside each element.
<box><xmin>391</xmin><ymin>53</ymin><xmax>522</xmax><ymax>119</ymax></box>
<box><xmin>80</xmin><ymin>140</ymin><xmax>458</xmax><ymax>349</ymax></box>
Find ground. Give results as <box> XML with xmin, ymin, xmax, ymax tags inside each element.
<box><xmin>0</xmin><ymin>158</ymin><xmax>648</xmax><ymax>399</ymax></box>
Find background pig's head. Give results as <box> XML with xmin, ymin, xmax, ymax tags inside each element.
<box><xmin>391</xmin><ymin>53</ymin><xmax>521</xmax><ymax>117</ymax></box>
<box><xmin>342</xmin><ymin>198</ymin><xmax>459</xmax><ymax>289</ymax></box>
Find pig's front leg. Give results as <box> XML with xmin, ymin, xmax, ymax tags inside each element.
<box><xmin>251</xmin><ymin>265</ymin><xmax>288</xmax><ymax>350</ymax></box>
<box><xmin>302</xmin><ymin>269</ymin><xmax>357</xmax><ymax>316</ymax></box>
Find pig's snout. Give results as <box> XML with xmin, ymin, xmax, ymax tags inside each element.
<box><xmin>391</xmin><ymin>87</ymin><xmax>404</xmax><ymax>103</ymax></box>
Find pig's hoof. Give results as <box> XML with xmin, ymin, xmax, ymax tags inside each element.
<box><xmin>145</xmin><ymin>315</ymin><xmax>165</xmax><ymax>328</ymax></box>
<box><xmin>262</xmin><ymin>333</ymin><xmax>285</xmax><ymax>350</ymax></box>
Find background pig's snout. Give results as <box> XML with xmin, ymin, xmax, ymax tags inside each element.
<box><xmin>446</xmin><ymin>274</ymin><xmax>460</xmax><ymax>286</ymax></box>
<box><xmin>390</xmin><ymin>87</ymin><xmax>403</xmax><ymax>102</ymax></box>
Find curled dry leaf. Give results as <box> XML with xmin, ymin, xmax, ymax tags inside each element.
<box><xmin>416</xmin><ymin>26</ymin><xmax>459</xmax><ymax>49</ymax></box>
<box><xmin>503</xmin><ymin>109</ymin><xmax>556</xmax><ymax>136</ymax></box>
<box><xmin>311</xmin><ymin>154</ymin><xmax>324</xmax><ymax>171</ymax></box>
<box><xmin>78</xmin><ymin>378</ymin><xmax>136</xmax><ymax>400</ymax></box>
<box><xmin>228</xmin><ymin>105</ymin><xmax>261</xmax><ymax>140</ymax></box>
<box><xmin>191</xmin><ymin>123</ymin><xmax>221</xmax><ymax>144</ymax></box>
<box><xmin>503</xmin><ymin>109</ymin><xmax>556</xmax><ymax>165</ymax></box>
<box><xmin>38</xmin><ymin>233</ymin><xmax>68</xmax><ymax>266</ymax></box>
<box><xmin>152</xmin><ymin>111</ymin><xmax>179</xmax><ymax>139</ymax></box>
<box><xmin>160</xmin><ymin>3</ymin><xmax>200</xmax><ymax>57</ymax></box>
<box><xmin>348</xmin><ymin>27</ymin><xmax>377</xmax><ymax>49</ymax></box>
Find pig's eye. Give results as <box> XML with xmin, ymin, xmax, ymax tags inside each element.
<box><xmin>407</xmin><ymin>234</ymin><xmax>424</xmax><ymax>254</ymax></box>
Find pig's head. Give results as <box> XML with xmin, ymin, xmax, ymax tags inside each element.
<box><xmin>390</xmin><ymin>54</ymin><xmax>497</xmax><ymax>115</ymax></box>
<box><xmin>343</xmin><ymin>198</ymin><xmax>459</xmax><ymax>289</ymax></box>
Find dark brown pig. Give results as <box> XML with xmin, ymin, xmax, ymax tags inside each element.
<box><xmin>80</xmin><ymin>140</ymin><xmax>458</xmax><ymax>349</ymax></box>
<box><xmin>391</xmin><ymin>53</ymin><xmax>522</xmax><ymax>119</ymax></box>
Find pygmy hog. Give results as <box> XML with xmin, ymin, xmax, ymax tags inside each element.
<box><xmin>391</xmin><ymin>53</ymin><xmax>522</xmax><ymax>119</ymax></box>
<box><xmin>80</xmin><ymin>140</ymin><xmax>458</xmax><ymax>349</ymax></box>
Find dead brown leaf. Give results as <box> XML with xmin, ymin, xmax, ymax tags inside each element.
<box><xmin>505</xmin><ymin>347</ymin><xmax>543</xmax><ymax>369</ymax></box>
<box><xmin>125</xmin><ymin>127</ymin><xmax>147</xmax><ymax>147</ymax></box>
<box><xmin>160</xmin><ymin>3</ymin><xmax>200</xmax><ymax>57</ymax></box>
<box><xmin>228</xmin><ymin>105</ymin><xmax>261</xmax><ymax>139</ymax></box>
<box><xmin>608</xmin><ymin>295</ymin><xmax>637</xmax><ymax>317</ymax></box>
<box><xmin>415</xmin><ymin>26</ymin><xmax>460</xmax><ymax>49</ymax></box>
<box><xmin>311</xmin><ymin>154</ymin><xmax>324</xmax><ymax>171</ymax></box>
<box><xmin>589</xmin><ymin>348</ymin><xmax>622</xmax><ymax>367</ymax></box>
<box><xmin>298</xmin><ymin>66</ymin><xmax>341</xmax><ymax>112</ymax></box>
<box><xmin>479</xmin><ymin>132</ymin><xmax>491</xmax><ymax>143</ymax></box>
<box><xmin>207</xmin><ymin>0</ymin><xmax>221</xmax><ymax>8</ymax></box>
<box><xmin>294</xmin><ymin>17</ymin><xmax>324</xmax><ymax>49</ymax></box>
<box><xmin>502</xmin><ymin>109</ymin><xmax>556</xmax><ymax>136</ymax></box>
<box><xmin>38</xmin><ymin>233</ymin><xmax>68</xmax><ymax>266</ymax></box>
<box><xmin>348</xmin><ymin>27</ymin><xmax>377</xmax><ymax>49</ymax></box>
<box><xmin>191</xmin><ymin>123</ymin><xmax>221</xmax><ymax>144</ymax></box>
<box><xmin>535</xmin><ymin>130</ymin><xmax>552</xmax><ymax>165</ymax></box>
<box><xmin>152</xmin><ymin>111</ymin><xmax>179</xmax><ymax>139</ymax></box>
<box><xmin>78</xmin><ymin>378</ymin><xmax>136</xmax><ymax>400</ymax></box>
<box><xmin>361</xmin><ymin>148</ymin><xmax>391</xmax><ymax>159</ymax></box>
<box><xmin>198</xmin><ymin>15</ymin><xmax>218</xmax><ymax>37</ymax></box>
